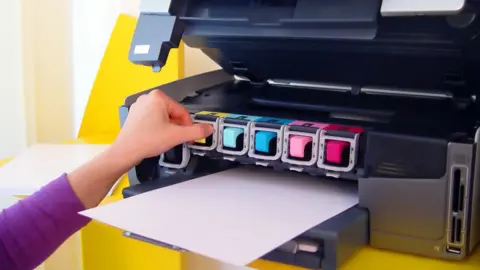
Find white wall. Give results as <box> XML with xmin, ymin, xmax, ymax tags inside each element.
<box><xmin>0</xmin><ymin>0</ymin><xmax>157</xmax><ymax>159</ymax></box>
<box><xmin>0</xmin><ymin>0</ymin><xmax>140</xmax><ymax>160</ymax></box>
<box><xmin>0</xmin><ymin>0</ymin><xmax>28</xmax><ymax>159</ymax></box>
<box><xmin>72</xmin><ymin>0</ymin><xmax>143</xmax><ymax>135</ymax></box>
<box><xmin>0</xmin><ymin>0</ymin><xmax>218</xmax><ymax>159</ymax></box>
<box><xmin>72</xmin><ymin>0</ymin><xmax>123</xmax><ymax>135</ymax></box>
<box><xmin>0</xmin><ymin>0</ymin><xmax>78</xmax><ymax>159</ymax></box>
<box><xmin>25</xmin><ymin>0</ymin><xmax>75</xmax><ymax>144</ymax></box>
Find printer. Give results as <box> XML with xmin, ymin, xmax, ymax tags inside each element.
<box><xmin>119</xmin><ymin>0</ymin><xmax>480</xmax><ymax>269</ymax></box>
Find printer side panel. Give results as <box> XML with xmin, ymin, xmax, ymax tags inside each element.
<box><xmin>468</xmin><ymin>128</ymin><xmax>480</xmax><ymax>253</ymax></box>
<box><xmin>360</xmin><ymin>141</ymin><xmax>475</xmax><ymax>259</ymax></box>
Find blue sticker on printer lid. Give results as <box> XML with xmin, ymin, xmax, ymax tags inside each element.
<box><xmin>225</xmin><ymin>114</ymin><xmax>260</xmax><ymax>121</ymax></box>
<box><xmin>255</xmin><ymin>117</ymin><xmax>293</xmax><ymax>125</ymax></box>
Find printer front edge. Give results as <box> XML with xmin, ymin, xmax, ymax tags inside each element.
<box><xmin>120</xmin><ymin>0</ymin><xmax>480</xmax><ymax>269</ymax></box>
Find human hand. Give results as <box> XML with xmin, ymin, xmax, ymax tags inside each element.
<box><xmin>111</xmin><ymin>89</ymin><xmax>213</xmax><ymax>164</ymax></box>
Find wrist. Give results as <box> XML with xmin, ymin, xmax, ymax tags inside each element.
<box><xmin>105</xmin><ymin>142</ymin><xmax>142</xmax><ymax>170</ymax></box>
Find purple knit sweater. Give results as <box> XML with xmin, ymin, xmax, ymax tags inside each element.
<box><xmin>0</xmin><ymin>174</ymin><xmax>91</xmax><ymax>270</ymax></box>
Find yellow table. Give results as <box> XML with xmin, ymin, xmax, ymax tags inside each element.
<box><xmin>72</xmin><ymin>13</ymin><xmax>480</xmax><ymax>270</ymax></box>
<box><xmin>251</xmin><ymin>248</ymin><xmax>480</xmax><ymax>270</ymax></box>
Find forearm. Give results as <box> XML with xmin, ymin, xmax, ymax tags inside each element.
<box><xmin>0</xmin><ymin>174</ymin><xmax>90</xmax><ymax>270</ymax></box>
<box><xmin>0</xmin><ymin>88</ymin><xmax>205</xmax><ymax>269</ymax></box>
<box><xmin>67</xmin><ymin>144</ymin><xmax>140</xmax><ymax>209</ymax></box>
<box><xmin>0</xmin><ymin>144</ymin><xmax>139</xmax><ymax>269</ymax></box>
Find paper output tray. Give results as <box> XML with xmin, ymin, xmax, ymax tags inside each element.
<box><xmin>123</xmin><ymin>177</ymin><xmax>368</xmax><ymax>270</ymax></box>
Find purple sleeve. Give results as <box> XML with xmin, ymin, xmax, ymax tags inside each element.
<box><xmin>0</xmin><ymin>174</ymin><xmax>91</xmax><ymax>270</ymax></box>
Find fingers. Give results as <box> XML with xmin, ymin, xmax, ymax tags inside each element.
<box><xmin>149</xmin><ymin>90</ymin><xmax>193</xmax><ymax>126</ymax></box>
<box><xmin>171</xmin><ymin>123</ymin><xmax>213</xmax><ymax>144</ymax></box>
<box><xmin>167</xmin><ymin>99</ymin><xmax>193</xmax><ymax>126</ymax></box>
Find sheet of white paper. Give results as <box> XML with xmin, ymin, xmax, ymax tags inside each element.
<box><xmin>80</xmin><ymin>167</ymin><xmax>358</xmax><ymax>266</ymax></box>
<box><xmin>0</xmin><ymin>143</ymin><xmax>112</xmax><ymax>196</ymax></box>
<box><xmin>381</xmin><ymin>0</ymin><xmax>465</xmax><ymax>16</ymax></box>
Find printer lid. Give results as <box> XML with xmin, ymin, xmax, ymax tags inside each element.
<box><xmin>129</xmin><ymin>0</ymin><xmax>480</xmax><ymax>98</ymax></box>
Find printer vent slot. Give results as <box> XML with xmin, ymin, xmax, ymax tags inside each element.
<box><xmin>374</xmin><ymin>162</ymin><xmax>406</xmax><ymax>177</ymax></box>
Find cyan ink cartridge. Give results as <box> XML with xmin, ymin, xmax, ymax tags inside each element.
<box><xmin>217</xmin><ymin>114</ymin><xmax>259</xmax><ymax>157</ymax></box>
<box><xmin>317</xmin><ymin>124</ymin><xmax>363</xmax><ymax>172</ymax></box>
<box><xmin>281</xmin><ymin>121</ymin><xmax>328</xmax><ymax>167</ymax></box>
<box><xmin>248</xmin><ymin>117</ymin><xmax>293</xmax><ymax>161</ymax></box>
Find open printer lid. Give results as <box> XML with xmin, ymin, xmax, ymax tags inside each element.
<box><xmin>129</xmin><ymin>0</ymin><xmax>480</xmax><ymax>98</ymax></box>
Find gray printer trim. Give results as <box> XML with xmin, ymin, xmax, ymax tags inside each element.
<box><xmin>468</xmin><ymin>128</ymin><xmax>480</xmax><ymax>253</ymax></box>
<box><xmin>360</xmin><ymin>142</ymin><xmax>479</xmax><ymax>259</ymax></box>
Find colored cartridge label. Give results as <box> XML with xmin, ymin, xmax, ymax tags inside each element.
<box><xmin>289</xmin><ymin>120</ymin><xmax>328</xmax><ymax>129</ymax></box>
<box><xmin>195</xmin><ymin>138</ymin><xmax>207</xmax><ymax>144</ymax></box>
<box><xmin>225</xmin><ymin>114</ymin><xmax>260</xmax><ymax>121</ymax></box>
<box><xmin>256</xmin><ymin>117</ymin><xmax>293</xmax><ymax>125</ymax></box>
<box><xmin>196</xmin><ymin>111</ymin><xmax>231</xmax><ymax>118</ymax></box>
<box><xmin>322</xmin><ymin>124</ymin><xmax>363</xmax><ymax>166</ymax></box>
<box><xmin>324</xmin><ymin>124</ymin><xmax>363</xmax><ymax>133</ymax></box>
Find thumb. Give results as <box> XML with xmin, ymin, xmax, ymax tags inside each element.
<box><xmin>172</xmin><ymin>123</ymin><xmax>214</xmax><ymax>144</ymax></box>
